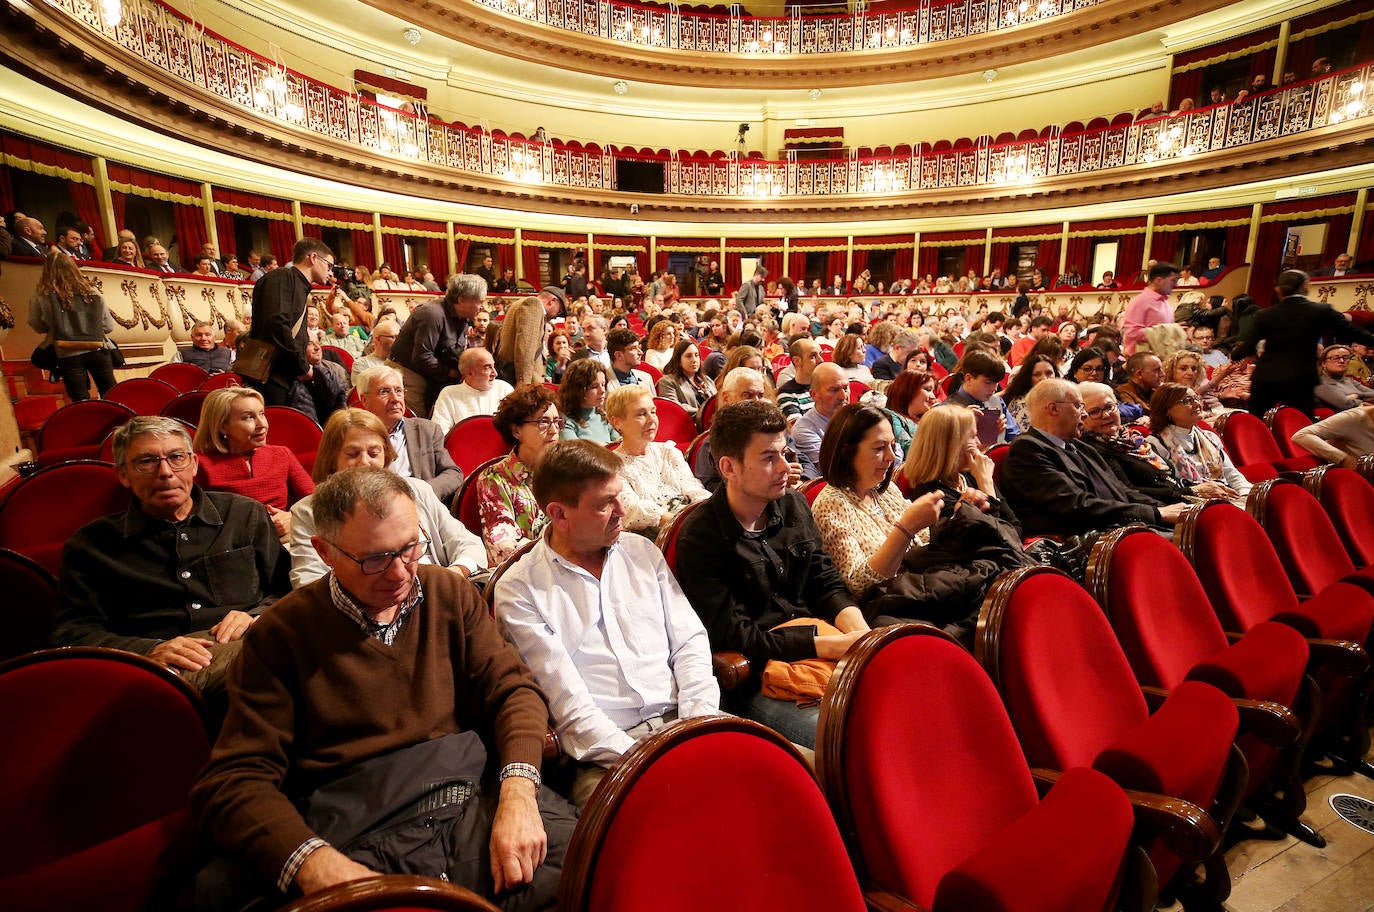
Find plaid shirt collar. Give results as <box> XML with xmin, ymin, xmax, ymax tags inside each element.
<box><xmin>328</xmin><ymin>572</ymin><xmax>424</xmax><ymax>646</ymax></box>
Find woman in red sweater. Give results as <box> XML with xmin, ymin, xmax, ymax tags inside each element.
<box><xmin>193</xmin><ymin>387</ymin><xmax>313</xmax><ymax>539</ymax></box>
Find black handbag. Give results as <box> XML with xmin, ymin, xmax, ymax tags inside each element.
<box><xmin>30</xmin><ymin>343</ymin><xmax>58</xmax><ymax>371</ymax></box>
<box><xmin>104</xmin><ymin>337</ymin><xmax>126</xmax><ymax>368</ymax></box>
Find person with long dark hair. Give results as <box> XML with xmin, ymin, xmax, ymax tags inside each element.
<box><xmin>27</xmin><ymin>250</ymin><xmax>117</xmax><ymax>400</ymax></box>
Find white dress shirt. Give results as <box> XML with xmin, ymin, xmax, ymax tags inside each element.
<box><xmin>495</xmin><ymin>533</ymin><xmax>719</xmax><ymax>766</ymax></box>
<box><xmin>430</xmin><ymin>379</ymin><xmax>515</xmax><ymax>437</ymax></box>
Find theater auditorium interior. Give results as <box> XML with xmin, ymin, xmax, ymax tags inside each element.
<box><xmin>1</xmin><ymin>0</ymin><xmax>1374</xmax><ymax>908</ymax></box>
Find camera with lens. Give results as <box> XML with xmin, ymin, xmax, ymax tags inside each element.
<box><xmin>330</xmin><ymin>264</ymin><xmax>352</xmax><ymax>285</ymax></box>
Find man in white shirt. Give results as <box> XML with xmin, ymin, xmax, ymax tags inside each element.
<box><xmin>575</xmin><ymin>314</ymin><xmax>611</xmax><ymax>367</ymax></box>
<box><xmin>350</xmin><ymin>319</ymin><xmax>399</xmax><ymax>387</ymax></box>
<box><xmin>495</xmin><ymin>440</ymin><xmax>719</xmax><ymax>808</ymax></box>
<box><xmin>430</xmin><ymin>347</ymin><xmax>515</xmax><ymax>436</ymax></box>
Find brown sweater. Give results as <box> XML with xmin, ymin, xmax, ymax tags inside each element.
<box><xmin>189</xmin><ymin>566</ymin><xmax>549</xmax><ymax>883</ymax></box>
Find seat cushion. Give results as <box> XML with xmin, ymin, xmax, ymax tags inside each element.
<box><xmin>933</xmin><ymin>767</ymin><xmax>1131</xmax><ymax>912</ymax></box>
<box><xmin>1275</xmin><ymin>582</ymin><xmax>1374</xmax><ymax>643</ymax></box>
<box><xmin>1185</xmin><ymin>621</ymin><xmax>1308</xmax><ymax>707</ymax></box>
<box><xmin>1092</xmin><ymin>681</ymin><xmax>1238</xmax><ymax>809</ymax></box>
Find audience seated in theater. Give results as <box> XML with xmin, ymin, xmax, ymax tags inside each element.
<box><xmin>494</xmin><ymin>440</ymin><xmax>719</xmax><ymax>808</ymax></box>
<box><xmin>1145</xmin><ymin>383</ymin><xmax>1251</xmax><ymax>503</ymax></box>
<box><xmin>605</xmin><ymin>386</ymin><xmax>709</xmax><ymax>536</ymax></box>
<box><xmin>883</xmin><ymin>370</ymin><xmax>938</xmax><ymax>460</ymax></box>
<box><xmin>478</xmin><ymin>384</ymin><xmax>561</xmax><ymax>564</ymax></box>
<box><xmin>1194</xmin><ymin>325</ymin><xmax>1231</xmax><ymax>371</ymax></box>
<box><xmin>776</xmin><ymin>337</ymin><xmax>823</xmax><ymax>426</ymax></box>
<box><xmin>11</xmin><ymin>214</ymin><xmax>48</xmax><ymax>257</ymax></box>
<box><xmin>321</xmin><ymin>311</ymin><xmax>366</xmax><ymax>358</ymax></box>
<box><xmin>430</xmin><ymin>347</ymin><xmax>515</xmax><ymax>437</ymax></box>
<box><xmin>356</xmin><ymin>366</ymin><xmax>464</xmax><ymax>504</ymax></box>
<box><xmin>288</xmin><ymin>409</ymin><xmax>486</xmax><ymax>589</ymax></box>
<box><xmin>28</xmin><ymin>250</ymin><xmax>117</xmax><ymax>401</ymax></box>
<box><xmin>108</xmin><ymin>235</ymin><xmax>142</xmax><ymax>268</ymax></box>
<box><xmin>305</xmin><ymin>340</ymin><xmax>349</xmax><ymax>423</ymax></box>
<box><xmin>1162</xmin><ymin>348</ymin><xmax>1223</xmax><ymax>415</ymax></box>
<box><xmin>656</xmin><ymin>339</ymin><xmax>717</xmax><ymax>418</ymax></box>
<box><xmin>558</xmin><ymin>359</ymin><xmax>619</xmax><ymax>444</ymax></box>
<box><xmin>792</xmin><ymin>362</ymin><xmax>850</xmax><ymax>480</ymax></box>
<box><xmin>187</xmin><ymin>466</ymin><xmax>575</xmax><ymax>910</ymax></box>
<box><xmin>54</xmin><ymin>416</ymin><xmax>288</xmax><ymax>698</ymax></box>
<box><xmin>941</xmin><ymin>348</ymin><xmax>1020</xmax><ymax>444</ymax></box>
<box><xmin>831</xmin><ymin>333</ymin><xmax>874</xmax><ymax>385</ymax></box>
<box><xmin>870</xmin><ymin>329</ymin><xmax>921</xmax><ymax>381</ymax></box>
<box><xmin>1312</xmin><ymin>252</ymin><xmax>1355</xmax><ymax>278</ymax></box>
<box><xmin>1001</xmin><ymin>379</ymin><xmax>1185</xmax><ymax>538</ymax></box>
<box><xmin>1077</xmin><ymin>382</ymin><xmax>1233</xmax><ymax>504</ymax></box>
<box><xmin>545</xmin><ymin>328</ymin><xmax>573</xmax><ymax>384</ymax></box>
<box><xmin>1315</xmin><ymin>344</ymin><xmax>1374</xmax><ymax>412</ymax></box>
<box><xmin>144</xmin><ymin>240</ymin><xmax>175</xmax><ymax>273</ymax></box>
<box><xmin>388</xmin><ymin>273</ymin><xmax>485</xmax><ymax>418</ymax></box>
<box><xmin>1291</xmin><ymin>401</ymin><xmax>1374</xmax><ymax>467</ymax></box>
<box><xmin>350</xmin><ymin>318</ymin><xmax>398</xmax><ymax>387</ymax></box>
<box><xmin>1003</xmin><ymin>353</ymin><xmax>1059</xmax><ymax>434</ymax></box>
<box><xmin>193</xmin><ymin>387</ymin><xmax>314</xmax><ymax>540</ymax></box>
<box><xmin>605</xmin><ymin>327</ymin><xmax>655</xmax><ymax>391</ymax></box>
<box><xmin>642</xmin><ymin>320</ymin><xmax>678</xmax><ymax>371</ymax></box>
<box><xmin>1115</xmin><ymin>351</ymin><xmax>1164</xmax><ymax>415</ymax></box>
<box><xmin>692</xmin><ymin>367</ymin><xmax>790</xmax><ymax>493</ymax></box>
<box><xmin>718</xmin><ymin>344</ymin><xmax>769</xmax><ymax>391</ymax></box>
<box><xmin>900</xmin><ymin>404</ymin><xmax>1033</xmax><ymax>602</ymax></box>
<box><xmin>674</xmin><ymin>399</ymin><xmax>870</xmax><ymax>750</ymax></box>
<box><xmin>1008</xmin><ymin>316</ymin><xmax>1054</xmax><ymax>367</ymax></box>
<box><xmin>174</xmin><ymin>320</ymin><xmax>234</xmax><ymax>374</ymax></box>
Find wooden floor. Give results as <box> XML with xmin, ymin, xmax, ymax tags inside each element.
<box><xmin>1176</xmin><ymin>732</ymin><xmax>1374</xmax><ymax>912</ymax></box>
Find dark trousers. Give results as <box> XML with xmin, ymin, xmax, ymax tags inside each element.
<box><xmin>58</xmin><ymin>349</ymin><xmax>117</xmax><ymax>401</ymax></box>
<box><xmin>1249</xmin><ymin>379</ymin><xmax>1315</xmax><ymax>419</ymax></box>
<box><xmin>247</xmin><ymin>374</ymin><xmax>318</xmax><ymax>422</ymax></box>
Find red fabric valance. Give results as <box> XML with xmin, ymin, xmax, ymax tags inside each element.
<box><xmin>213</xmin><ymin>188</ymin><xmax>292</xmax><ymax>217</ymax></box>
<box><xmin>1172</xmin><ymin>25</ymin><xmax>1279</xmax><ymax>69</ymax></box>
<box><xmin>524</xmin><ymin>230</ymin><xmax>584</xmax><ymax>247</ymax></box>
<box><xmin>852</xmin><ymin>233</ymin><xmax>915</xmax><ymax>248</ymax></box>
<box><xmin>1067</xmin><ymin>217</ymin><xmax>1148</xmax><ymax>235</ymax></box>
<box><xmin>1152</xmin><ymin>207</ymin><xmax>1254</xmax><ymax>228</ymax></box>
<box><xmin>592</xmin><ymin>234</ymin><xmax>648</xmax><ymax>252</ymax></box>
<box><xmin>1261</xmin><ymin>192</ymin><xmax>1357</xmax><ymax>218</ymax></box>
<box><xmin>992</xmin><ymin>224</ymin><xmax>1059</xmax><ymax>239</ymax></box>
<box><xmin>0</xmin><ymin>133</ymin><xmax>93</xmax><ymax>176</ymax></box>
<box><xmin>456</xmin><ymin>224</ymin><xmax>516</xmax><ymax>242</ymax></box>
<box><xmin>106</xmin><ymin>164</ymin><xmax>200</xmax><ymax>199</ymax></box>
<box><xmin>381</xmin><ymin>215</ymin><xmax>445</xmax><ymax>232</ymax></box>
<box><xmin>1291</xmin><ymin>0</ymin><xmax>1366</xmax><ymax>34</ymax></box>
<box><xmin>301</xmin><ymin>204</ymin><xmax>373</xmax><ymax>227</ymax></box>
<box><xmin>787</xmin><ymin>237</ymin><xmax>847</xmax><ymax>250</ymax></box>
<box><xmin>725</xmin><ymin>237</ymin><xmax>783</xmax><ymax>251</ymax></box>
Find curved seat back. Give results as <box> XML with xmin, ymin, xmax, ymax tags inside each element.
<box><xmin>149</xmin><ymin>362</ymin><xmax>209</xmax><ymax>393</ymax></box>
<box><xmin>36</xmin><ymin>400</ymin><xmax>135</xmax><ymax>466</ymax></box>
<box><xmin>104</xmin><ymin>378</ymin><xmax>179</xmax><ymax>416</ymax></box>
<box><xmin>0</xmin><ymin>461</ymin><xmax>129</xmax><ymax>575</ymax></box>
<box><xmin>1176</xmin><ymin>501</ymin><xmax>1300</xmax><ymax>631</ymax></box>
<box><xmin>1312</xmin><ymin>466</ymin><xmax>1374</xmax><ymax>566</ymax></box>
<box><xmin>1248</xmin><ymin>479</ymin><xmax>1355</xmax><ymax>597</ymax></box>
<box><xmin>444</xmin><ymin>416</ymin><xmax>508</xmax><ymax>479</ymax></box>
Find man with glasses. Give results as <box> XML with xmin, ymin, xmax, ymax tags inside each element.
<box><xmin>246</xmin><ymin>237</ymin><xmax>336</xmax><ymax>419</ymax></box>
<box><xmin>1001</xmin><ymin>379</ymin><xmax>1185</xmax><ymax>538</ymax></box>
<box><xmin>53</xmin><ymin>416</ymin><xmax>289</xmax><ymax>695</ymax></box>
<box><xmin>357</xmin><ymin>366</ymin><xmax>464</xmax><ymax>504</ymax></box>
<box><xmin>691</xmin><ymin>367</ymin><xmax>802</xmax><ymax>492</ymax></box>
<box><xmin>389</xmin><ymin>273</ymin><xmax>486</xmax><ymax>418</ymax></box>
<box><xmin>190</xmin><ymin>467</ymin><xmax>574</xmax><ymax>910</ymax></box>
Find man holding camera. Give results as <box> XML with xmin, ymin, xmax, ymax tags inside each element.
<box><xmin>246</xmin><ymin>238</ymin><xmax>336</xmax><ymax>420</ymax></box>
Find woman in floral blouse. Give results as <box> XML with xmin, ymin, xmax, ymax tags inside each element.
<box><xmin>476</xmin><ymin>385</ymin><xmax>561</xmax><ymax>564</ymax></box>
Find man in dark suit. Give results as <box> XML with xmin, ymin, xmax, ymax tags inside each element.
<box><xmin>246</xmin><ymin>238</ymin><xmax>333</xmax><ymax>419</ymax></box>
<box><xmin>144</xmin><ymin>241</ymin><xmax>177</xmax><ymax>273</ymax></box>
<box><xmin>1234</xmin><ymin>269</ymin><xmax>1374</xmax><ymax>417</ymax></box>
<box><xmin>1001</xmin><ymin>378</ymin><xmax>1185</xmax><ymax>538</ymax></box>
<box><xmin>357</xmin><ymin>365</ymin><xmax>464</xmax><ymax>504</ymax></box>
<box><xmin>11</xmin><ymin>216</ymin><xmax>49</xmax><ymax>257</ymax></box>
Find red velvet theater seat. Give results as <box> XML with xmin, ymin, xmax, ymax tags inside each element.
<box><xmin>1220</xmin><ymin>411</ymin><xmax>1320</xmax><ymax>480</ymax></box>
<box><xmin>278</xmin><ymin>874</ymin><xmax>501</xmax><ymax>911</ymax></box>
<box><xmin>559</xmin><ymin>716</ymin><xmax>870</xmax><ymax>912</ymax></box>
<box><xmin>816</xmin><ymin>624</ymin><xmax>1140</xmax><ymax>912</ymax></box>
<box><xmin>104</xmin><ymin>376</ymin><xmax>180</xmax><ymax>416</ymax></box>
<box><xmin>34</xmin><ymin>398</ymin><xmax>135</xmax><ymax>467</ymax></box>
<box><xmin>0</xmin><ymin>459</ymin><xmax>130</xmax><ymax>576</ymax></box>
<box><xmin>977</xmin><ymin>568</ymin><xmax>1242</xmax><ymax>907</ymax></box>
<box><xmin>1248</xmin><ymin>478</ymin><xmax>1374</xmax><ymax>605</ymax></box>
<box><xmin>1178</xmin><ymin>500</ymin><xmax>1374</xmax><ymax>777</ymax></box>
<box><xmin>1305</xmin><ymin>464</ymin><xmax>1374</xmax><ymax>567</ymax></box>
<box><xmin>1085</xmin><ymin>527</ymin><xmax>1316</xmax><ymax>844</ymax></box>
<box><xmin>0</xmin><ymin>648</ymin><xmax>212</xmax><ymax>912</ymax></box>
<box><xmin>150</xmin><ymin>361</ymin><xmax>210</xmax><ymax>393</ymax></box>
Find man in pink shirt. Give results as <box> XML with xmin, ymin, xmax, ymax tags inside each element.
<box><xmin>1121</xmin><ymin>262</ymin><xmax>1180</xmax><ymax>354</ymax></box>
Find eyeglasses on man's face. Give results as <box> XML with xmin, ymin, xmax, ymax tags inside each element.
<box><xmin>124</xmin><ymin>451</ymin><xmax>194</xmax><ymax>474</ymax></box>
<box><xmin>329</xmin><ymin>537</ymin><xmax>430</xmax><ymax>575</ymax></box>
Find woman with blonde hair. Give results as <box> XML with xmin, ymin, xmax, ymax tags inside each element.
<box><xmin>27</xmin><ymin>250</ymin><xmax>117</xmax><ymax>400</ymax></box>
<box><xmin>643</xmin><ymin>320</ymin><xmax>678</xmax><ymax>371</ymax></box>
<box><xmin>1162</xmin><ymin>348</ymin><xmax>1222</xmax><ymax>414</ymax></box>
<box><xmin>287</xmin><ymin>408</ymin><xmax>486</xmax><ymax>588</ymax></box>
<box><xmin>193</xmin><ymin>386</ymin><xmax>314</xmax><ymax>539</ymax></box>
<box><xmin>605</xmin><ymin>386</ymin><xmax>709</xmax><ymax>535</ymax></box>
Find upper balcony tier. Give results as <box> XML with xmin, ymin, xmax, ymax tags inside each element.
<box><xmin>5</xmin><ymin>0</ymin><xmax>1373</xmax><ymax>220</ymax></box>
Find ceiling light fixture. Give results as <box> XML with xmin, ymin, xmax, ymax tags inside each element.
<box><xmin>613</xmin><ymin>80</ymin><xmax>628</xmax><ymax>95</ymax></box>
<box><xmin>402</xmin><ymin>27</ymin><xmax>421</xmax><ymax>46</ymax></box>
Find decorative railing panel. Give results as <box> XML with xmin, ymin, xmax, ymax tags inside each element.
<box><xmin>30</xmin><ymin>0</ymin><xmax>1374</xmax><ymax>200</ymax></box>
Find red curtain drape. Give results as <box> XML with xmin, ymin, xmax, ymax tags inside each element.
<box><xmin>1063</xmin><ymin>236</ymin><xmax>1093</xmax><ymax>280</ymax></box>
<box><xmin>1225</xmin><ymin>225</ymin><xmax>1249</xmax><ymax>265</ymax></box>
<box><xmin>1036</xmin><ymin>239</ymin><xmax>1061</xmax><ymax>277</ymax></box>
<box><xmin>1150</xmin><ymin>232</ymin><xmax>1179</xmax><ymax>265</ymax></box>
<box><xmin>849</xmin><ymin>249</ymin><xmax>869</xmax><ymax>284</ymax></box>
<box><xmin>214</xmin><ymin>210</ymin><xmax>236</xmax><ymax>257</ymax></box>
<box><xmin>1323</xmin><ymin>213</ymin><xmax>1353</xmax><ymax>262</ymax></box>
<box><xmin>172</xmin><ymin>203</ymin><xmax>206</xmax><ymax>271</ymax></box>
<box><xmin>1169</xmin><ymin>69</ymin><xmax>1205</xmax><ymax>110</ymax></box>
<box><xmin>454</xmin><ymin>237</ymin><xmax>472</xmax><ymax>274</ymax></box>
<box><xmin>895</xmin><ymin>245</ymin><xmax>915</xmax><ymax>281</ymax></box>
<box><xmin>1248</xmin><ymin>221</ymin><xmax>1290</xmax><ymax>300</ymax></box>
<box><xmin>826</xmin><ymin>250</ymin><xmax>846</xmax><ymax>284</ymax></box>
<box><xmin>990</xmin><ymin>242</ymin><xmax>1011</xmax><ymax>276</ymax></box>
<box><xmin>109</xmin><ymin>190</ymin><xmax>127</xmax><ymax>234</ymax></box>
<box><xmin>302</xmin><ymin>223</ymin><xmax>324</xmax><ymax>240</ymax></box>
<box><xmin>916</xmin><ymin>246</ymin><xmax>939</xmax><ymax>279</ymax></box>
<box><xmin>522</xmin><ymin>244</ymin><xmax>543</xmax><ymax>287</ymax></box>
<box><xmin>351</xmin><ymin>231</ymin><xmax>375</xmax><ymax>270</ymax></box>
<box><xmin>268</xmin><ymin>220</ymin><xmax>297</xmax><ymax>263</ymax></box>
<box><xmin>426</xmin><ymin>237</ymin><xmax>449</xmax><ymax>279</ymax></box>
<box><xmin>1358</xmin><ymin>207</ymin><xmax>1374</xmax><ymax>269</ymax></box>
<box><xmin>1117</xmin><ymin>233</ymin><xmax>1146</xmax><ymax>280</ymax></box>
<box><xmin>0</xmin><ymin>163</ymin><xmax>14</xmax><ymax>214</ymax></box>
<box><xmin>67</xmin><ymin>182</ymin><xmax>106</xmax><ymax>252</ymax></box>
<box><xmin>656</xmin><ymin>249</ymin><xmax>671</xmax><ymax>273</ymax></box>
<box><xmin>789</xmin><ymin>250</ymin><xmax>807</xmax><ymax>279</ymax></box>
<box><xmin>381</xmin><ymin>234</ymin><xmax>405</xmax><ymax>272</ymax></box>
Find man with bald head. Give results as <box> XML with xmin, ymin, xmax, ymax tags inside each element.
<box><xmin>430</xmin><ymin>347</ymin><xmax>515</xmax><ymax>436</ymax></box>
<box><xmin>792</xmin><ymin>362</ymin><xmax>849</xmax><ymax>479</ymax></box>
<box><xmin>692</xmin><ymin>367</ymin><xmax>801</xmax><ymax>493</ymax></box>
<box><xmin>777</xmin><ymin>336</ymin><xmax>824</xmax><ymax>426</ymax></box>
<box><xmin>357</xmin><ymin>365</ymin><xmax>464</xmax><ymax>504</ymax></box>
<box><xmin>1000</xmin><ymin>378</ymin><xmax>1185</xmax><ymax>538</ymax></box>
<box><xmin>11</xmin><ymin>215</ymin><xmax>48</xmax><ymax>257</ymax></box>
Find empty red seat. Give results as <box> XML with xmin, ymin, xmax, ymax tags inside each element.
<box><xmin>103</xmin><ymin>378</ymin><xmax>179</xmax><ymax>416</ymax></box>
<box><xmin>0</xmin><ymin>461</ymin><xmax>129</xmax><ymax>576</ymax></box>
<box><xmin>1306</xmin><ymin>465</ymin><xmax>1374</xmax><ymax>566</ymax></box>
<box><xmin>159</xmin><ymin>390</ymin><xmax>210</xmax><ymax>427</ymax></box>
<box><xmin>264</xmin><ymin>406</ymin><xmax>323</xmax><ymax>474</ymax></box>
<box><xmin>197</xmin><ymin>371</ymin><xmax>243</xmax><ymax>391</ymax></box>
<box><xmin>1220</xmin><ymin>411</ymin><xmax>1320</xmax><ymax>479</ymax></box>
<box><xmin>444</xmin><ymin>416</ymin><xmax>509</xmax><ymax>479</ymax></box>
<box><xmin>454</xmin><ymin>456</ymin><xmax>504</xmax><ymax>537</ymax></box>
<box><xmin>149</xmin><ymin>362</ymin><xmax>209</xmax><ymax>393</ymax></box>
<box><xmin>652</xmin><ymin>398</ymin><xmax>697</xmax><ymax>452</ymax></box>
<box><xmin>1265</xmin><ymin>406</ymin><xmax>1313</xmax><ymax>460</ymax></box>
<box><xmin>35</xmin><ymin>400</ymin><xmax>135</xmax><ymax>467</ymax></box>
<box><xmin>1248</xmin><ymin>478</ymin><xmax>1374</xmax><ymax>602</ymax></box>
<box><xmin>0</xmin><ymin>550</ymin><xmax>59</xmax><ymax>662</ymax></box>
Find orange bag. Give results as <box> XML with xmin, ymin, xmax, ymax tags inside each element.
<box><xmin>760</xmin><ymin>618</ymin><xmax>842</xmax><ymax>705</ymax></box>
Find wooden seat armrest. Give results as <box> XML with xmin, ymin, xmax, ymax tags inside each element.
<box><xmin>864</xmin><ymin>888</ymin><xmax>924</xmax><ymax>911</ymax></box>
<box><xmin>1139</xmin><ymin>684</ymin><xmax>1169</xmax><ymax>712</ymax></box>
<box><xmin>1232</xmin><ymin>697</ymin><xmax>1301</xmax><ymax>747</ymax></box>
<box><xmin>712</xmin><ymin>651</ymin><xmax>752</xmax><ymax>691</ymax></box>
<box><xmin>1030</xmin><ymin>767</ymin><xmax>1061</xmax><ymax>798</ymax></box>
<box><xmin>1224</xmin><ymin>630</ymin><xmax>1245</xmax><ymax>645</ymax></box>
<box><xmin>1123</xmin><ymin>788</ymin><xmax>1221</xmax><ymax>863</ymax></box>
<box><xmin>1305</xmin><ymin>637</ymin><xmax>1370</xmax><ymax>676</ymax></box>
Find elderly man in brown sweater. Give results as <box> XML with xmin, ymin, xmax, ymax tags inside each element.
<box><xmin>189</xmin><ymin>467</ymin><xmax>574</xmax><ymax>910</ymax></box>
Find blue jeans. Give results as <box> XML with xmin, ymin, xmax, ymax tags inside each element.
<box><xmin>741</xmin><ymin>689</ymin><xmax>821</xmax><ymax>749</ymax></box>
